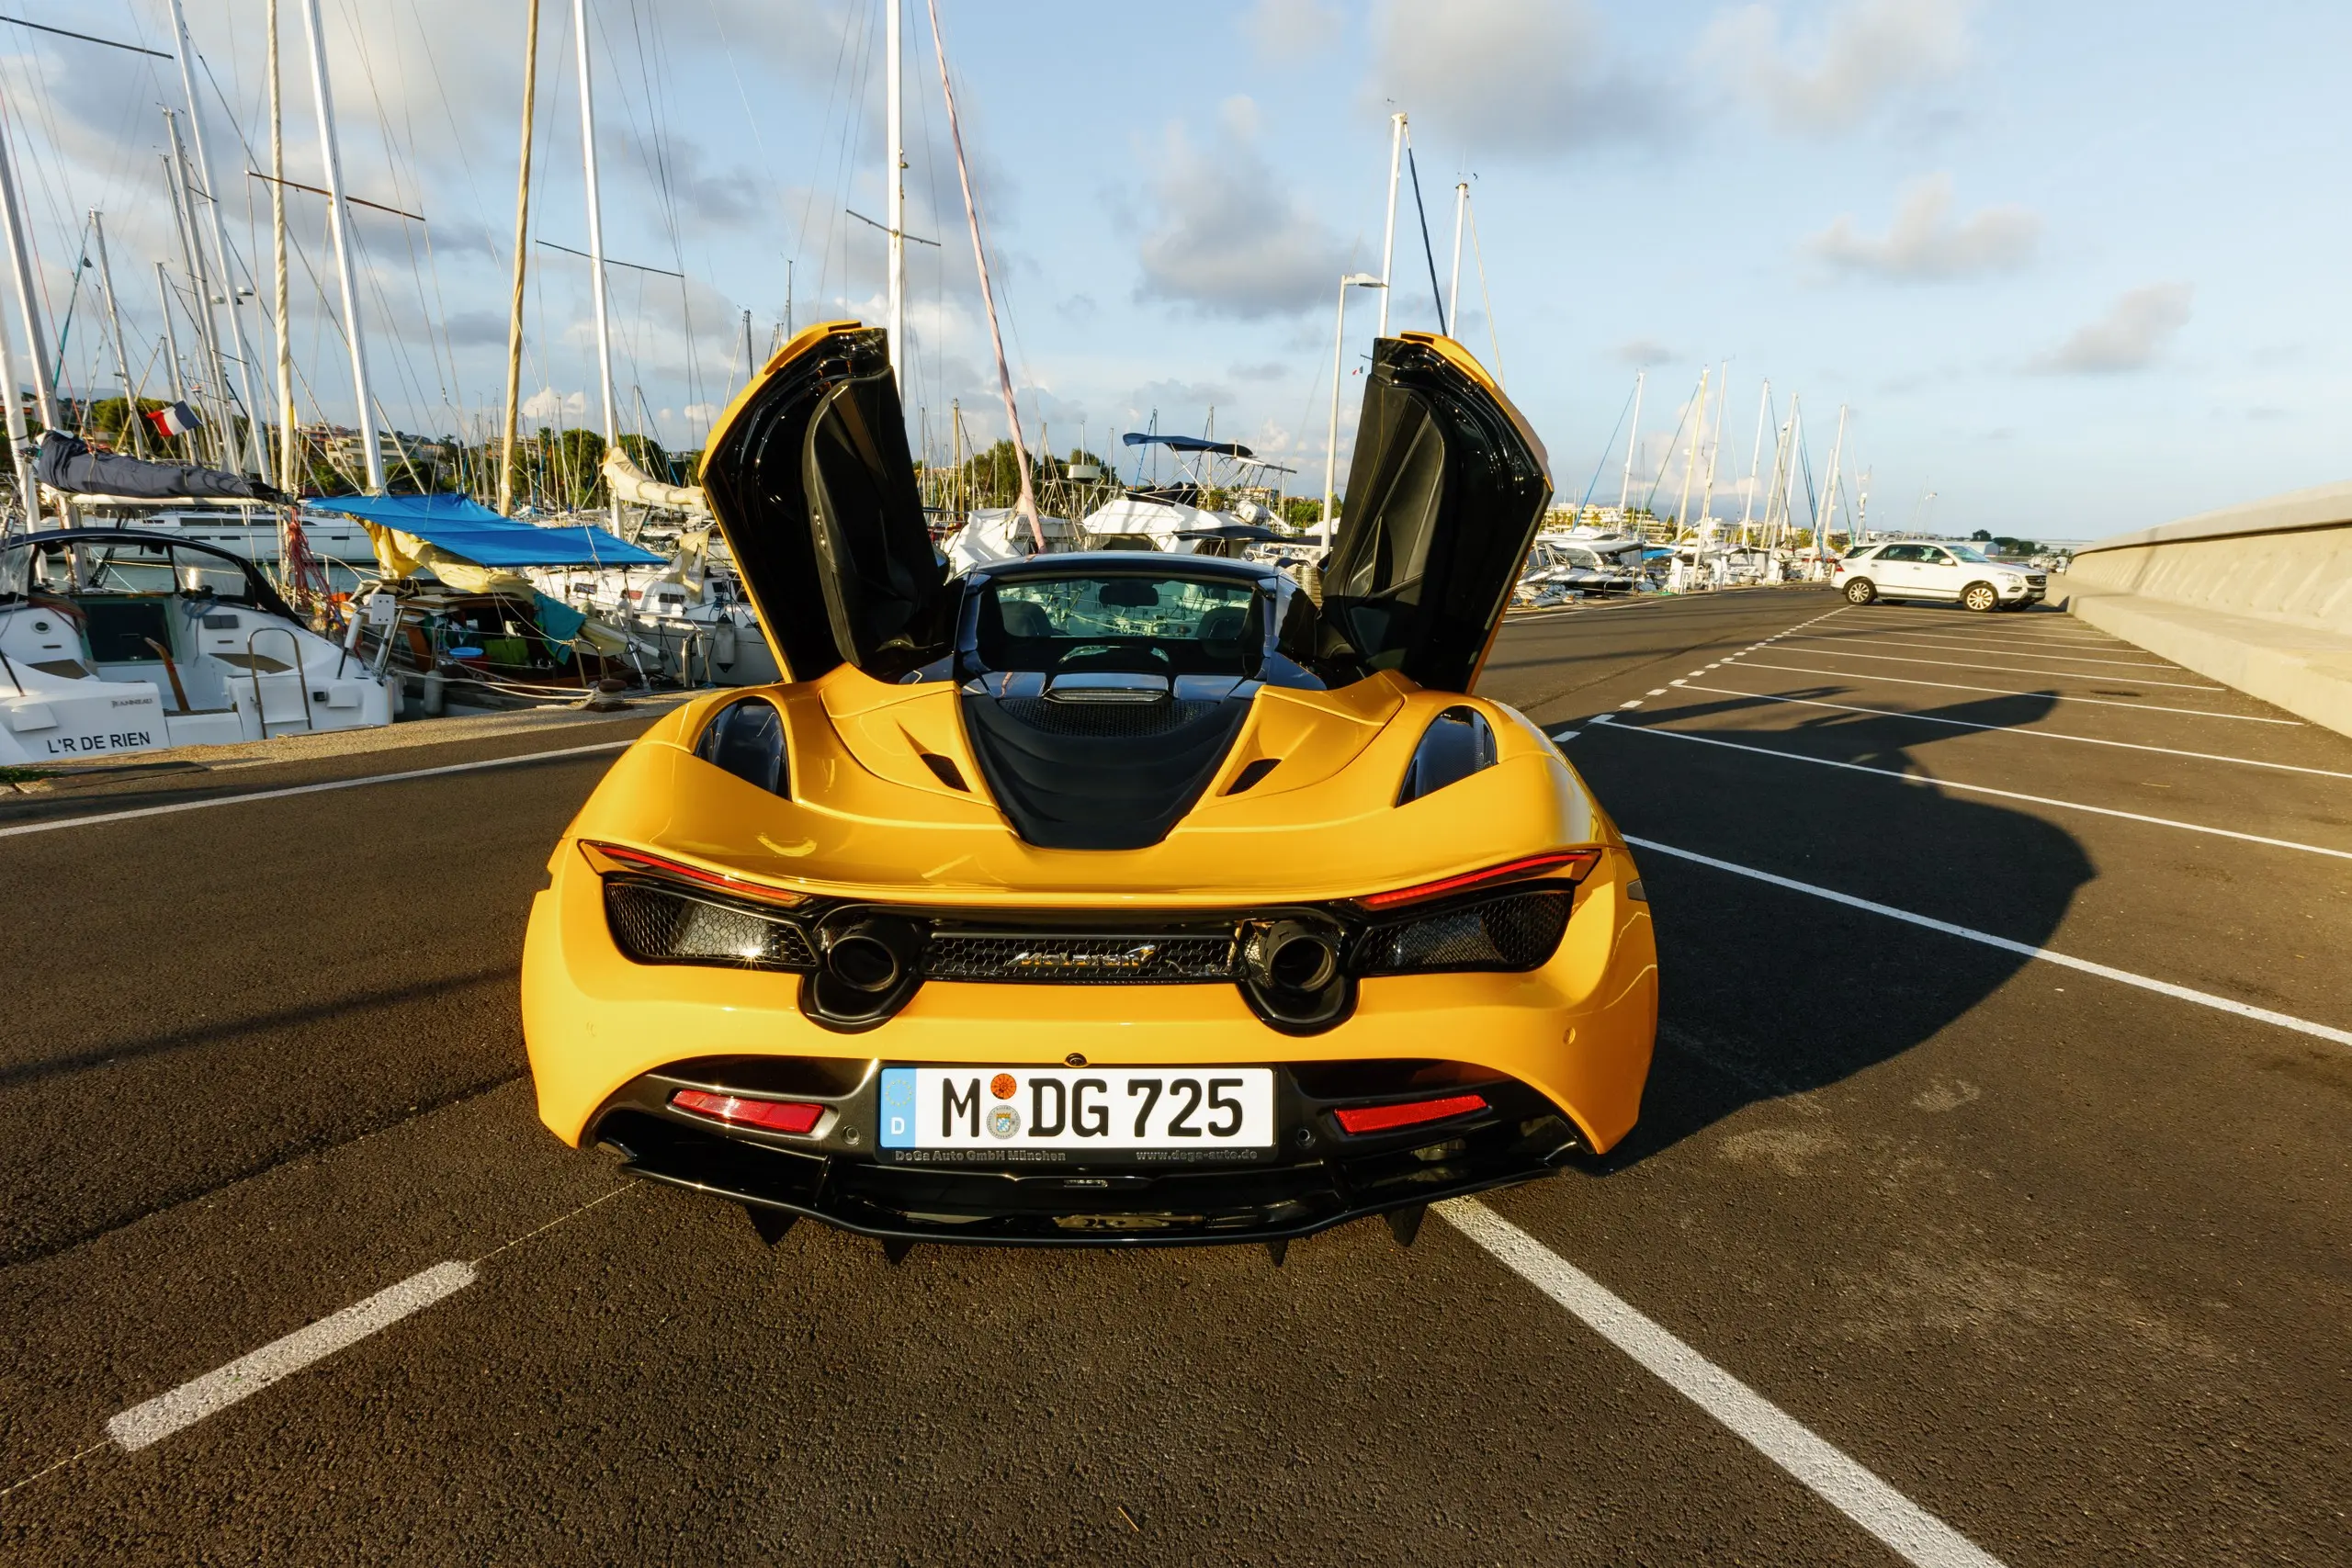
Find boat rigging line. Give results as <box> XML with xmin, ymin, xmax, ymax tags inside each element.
<box><xmin>0</xmin><ymin>16</ymin><xmax>172</xmax><ymax>61</ymax></box>
<box><xmin>1404</xmin><ymin>139</ymin><xmax>1443</xmax><ymax>335</ymax></box>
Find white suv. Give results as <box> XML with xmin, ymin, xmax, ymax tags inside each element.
<box><xmin>1835</xmin><ymin>542</ymin><xmax>2046</xmax><ymax>612</ymax></box>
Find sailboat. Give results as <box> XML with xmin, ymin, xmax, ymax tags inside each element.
<box><xmin>0</xmin><ymin>526</ymin><xmax>394</xmax><ymax>761</ymax></box>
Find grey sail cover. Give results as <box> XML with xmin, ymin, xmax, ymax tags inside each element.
<box><xmin>34</xmin><ymin>431</ymin><xmax>284</xmax><ymax>502</ymax></box>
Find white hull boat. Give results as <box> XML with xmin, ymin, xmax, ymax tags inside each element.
<box><xmin>1</xmin><ymin>530</ymin><xmax>393</xmax><ymax>764</ymax></box>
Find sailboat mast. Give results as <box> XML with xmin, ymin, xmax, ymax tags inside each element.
<box><xmin>153</xmin><ymin>263</ymin><xmax>194</xmax><ymax>460</ymax></box>
<box><xmin>886</xmin><ymin>0</ymin><xmax>905</xmax><ymax>389</ymax></box>
<box><xmin>1616</xmin><ymin>369</ymin><xmax>1644</xmax><ymax>514</ymax></box>
<box><xmin>1819</xmin><ymin>403</ymin><xmax>1848</xmax><ymax>550</ymax></box>
<box><xmin>1760</xmin><ymin>413</ymin><xmax>1791</xmax><ymax>543</ymax></box>
<box><xmin>1447</xmin><ymin>180</ymin><xmax>1466</xmax><ymax>335</ymax></box>
<box><xmin>166</xmin><ymin>0</ymin><xmax>269</xmax><ymax>477</ymax></box>
<box><xmin>0</xmin><ymin>106</ymin><xmax>59</xmax><ymax>442</ymax></box>
<box><xmin>926</xmin><ymin>0</ymin><xmax>1038</xmax><ymax>545</ymax></box>
<box><xmin>1740</xmin><ymin>379</ymin><xmax>1770</xmax><ymax>530</ymax></box>
<box><xmin>266</xmin><ymin>0</ymin><xmax>296</xmax><ymax>491</ymax></box>
<box><xmin>0</xmin><ymin>276</ymin><xmax>26</xmax><ymax>517</ymax></box>
<box><xmin>1781</xmin><ymin>397</ymin><xmax>1804</xmax><ymax>548</ymax></box>
<box><xmin>0</xmin><ymin>110</ymin><xmax>62</xmax><ymax>524</ymax></box>
<box><xmin>498</xmin><ymin>0</ymin><xmax>540</xmax><ymax>515</ymax></box>
<box><xmin>87</xmin><ymin>213</ymin><xmax>145</xmax><ymax>459</ymax></box>
<box><xmin>0</xmin><ymin>87</ymin><xmax>22</xmax><ymax>514</ymax></box>
<box><xmin>299</xmin><ymin>0</ymin><xmax>384</xmax><ymax>491</ymax></box>
<box><xmin>1376</xmin><ymin>113</ymin><xmax>1404</xmax><ymax>336</ymax></box>
<box><xmin>571</xmin><ymin>0</ymin><xmax>620</xmax><ymax>528</ymax></box>
<box><xmin>1700</xmin><ymin>360</ymin><xmax>1726</xmax><ymax>526</ymax></box>
<box><xmin>161</xmin><ymin>117</ymin><xmax>229</xmax><ymax>466</ymax></box>
<box><xmin>1674</xmin><ymin>368</ymin><xmax>1707</xmax><ymax>535</ymax></box>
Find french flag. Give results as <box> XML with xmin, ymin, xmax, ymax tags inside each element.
<box><xmin>145</xmin><ymin>400</ymin><xmax>202</xmax><ymax>437</ymax></box>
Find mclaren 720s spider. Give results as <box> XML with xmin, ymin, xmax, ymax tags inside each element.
<box><xmin>521</xmin><ymin>321</ymin><xmax>1657</xmax><ymax>1253</ymax></box>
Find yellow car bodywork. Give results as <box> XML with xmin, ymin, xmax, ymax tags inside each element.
<box><xmin>526</xmin><ymin>667</ymin><xmax>1656</xmax><ymax>1152</ymax></box>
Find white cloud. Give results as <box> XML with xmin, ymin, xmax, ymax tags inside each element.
<box><xmin>1807</xmin><ymin>174</ymin><xmax>2038</xmax><ymax>280</ymax></box>
<box><xmin>683</xmin><ymin>402</ymin><xmax>721</xmax><ymax>422</ymax></box>
<box><xmin>1700</xmin><ymin>0</ymin><xmax>1973</xmax><ymax>134</ymax></box>
<box><xmin>1366</xmin><ymin>0</ymin><xmax>1644</xmax><ymax>156</ymax></box>
<box><xmin>2031</xmin><ymin>285</ymin><xmax>2194</xmax><ymax>374</ymax></box>
<box><xmin>1614</xmin><ymin>337</ymin><xmax>1678</xmax><ymax>367</ymax></box>
<box><xmin>1134</xmin><ymin>98</ymin><xmax>1350</xmax><ymax>320</ymax></box>
<box><xmin>1246</xmin><ymin>0</ymin><xmax>1344</xmax><ymax>62</ymax></box>
<box><xmin>522</xmin><ymin>387</ymin><xmax>588</xmax><ymax>420</ymax></box>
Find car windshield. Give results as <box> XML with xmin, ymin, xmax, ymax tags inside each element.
<box><xmin>1945</xmin><ymin>543</ymin><xmax>1994</xmax><ymax>562</ymax></box>
<box><xmin>975</xmin><ymin>572</ymin><xmax>1262</xmax><ymax>676</ymax></box>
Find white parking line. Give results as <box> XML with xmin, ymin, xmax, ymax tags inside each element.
<box><xmin>1674</xmin><ymin>685</ymin><xmax>2352</xmax><ymax>780</ymax></box>
<box><xmin>1779</xmin><ymin>641</ymin><xmax>2227</xmax><ymax>690</ymax></box>
<box><xmin>1621</xmin><ymin>836</ymin><xmax>2352</xmax><ymax>1049</ymax></box>
<box><xmin>1797</xmin><ymin>634</ymin><xmax>2182</xmax><ymax>671</ymax></box>
<box><xmin>1441</xmin><ymin>1200</ymin><xmax>2008</xmax><ymax>1568</ymax></box>
<box><xmin>0</xmin><ymin>739</ymin><xmax>635</xmax><ymax>840</ymax></box>
<box><xmin>1847</xmin><ymin>621</ymin><xmax>2147</xmax><ymax>649</ymax></box>
<box><xmin>1850</xmin><ymin>613</ymin><xmax>2126</xmax><ymax>645</ymax></box>
<box><xmin>107</xmin><ymin>1263</ymin><xmax>478</xmax><ymax>1451</ymax></box>
<box><xmin>1591</xmin><ymin>718</ymin><xmax>2352</xmax><ymax>862</ymax></box>
<box><xmin>1732</xmin><ymin>661</ymin><xmax>2301</xmax><ymax>724</ymax></box>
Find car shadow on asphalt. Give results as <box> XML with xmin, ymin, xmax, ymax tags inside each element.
<box><xmin>1562</xmin><ymin>682</ymin><xmax>2098</xmax><ymax>1171</ymax></box>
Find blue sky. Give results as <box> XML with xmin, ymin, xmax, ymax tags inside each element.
<box><xmin>7</xmin><ymin>0</ymin><xmax>2348</xmax><ymax>537</ymax></box>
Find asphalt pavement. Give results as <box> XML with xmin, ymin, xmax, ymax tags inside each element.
<box><xmin>1</xmin><ymin>588</ymin><xmax>2344</xmax><ymax>1565</ymax></box>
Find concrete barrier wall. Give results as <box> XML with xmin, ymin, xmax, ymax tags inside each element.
<box><xmin>2064</xmin><ymin>479</ymin><xmax>2352</xmax><ymax>736</ymax></box>
<box><xmin>2064</xmin><ymin>479</ymin><xmax>2352</xmax><ymax>634</ymax></box>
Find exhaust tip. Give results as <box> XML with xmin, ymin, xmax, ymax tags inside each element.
<box><xmin>825</xmin><ymin>930</ymin><xmax>903</xmax><ymax>993</ymax></box>
<box><xmin>1240</xmin><ymin>919</ymin><xmax>1352</xmax><ymax>1033</ymax></box>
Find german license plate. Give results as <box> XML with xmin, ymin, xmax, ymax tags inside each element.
<box><xmin>877</xmin><ymin>1066</ymin><xmax>1274</xmax><ymax>1161</ymax></box>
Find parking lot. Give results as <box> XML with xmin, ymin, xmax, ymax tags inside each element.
<box><xmin>2</xmin><ymin>586</ymin><xmax>2345</xmax><ymax>1564</ymax></box>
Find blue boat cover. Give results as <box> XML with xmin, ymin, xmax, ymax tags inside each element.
<box><xmin>304</xmin><ymin>493</ymin><xmax>664</xmax><ymax>567</ymax></box>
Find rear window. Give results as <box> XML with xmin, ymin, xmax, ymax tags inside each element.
<box><xmin>975</xmin><ymin>574</ymin><xmax>1262</xmax><ymax>676</ymax></box>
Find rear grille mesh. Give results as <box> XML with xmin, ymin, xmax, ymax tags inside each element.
<box><xmin>924</xmin><ymin>931</ymin><xmax>1236</xmax><ymax>983</ymax></box>
<box><xmin>605</xmin><ymin>880</ymin><xmax>817</xmax><ymax>970</ymax></box>
<box><xmin>1357</xmin><ymin>891</ymin><xmax>1571</xmax><ymax>975</ymax></box>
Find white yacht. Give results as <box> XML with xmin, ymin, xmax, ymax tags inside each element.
<box><xmin>0</xmin><ymin>529</ymin><xmax>393</xmax><ymax>764</ymax></box>
<box><xmin>62</xmin><ymin>502</ymin><xmax>379</xmax><ymax>568</ymax></box>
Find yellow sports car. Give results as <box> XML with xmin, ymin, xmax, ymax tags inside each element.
<box><xmin>522</xmin><ymin>321</ymin><xmax>1656</xmax><ymax>1254</ymax></box>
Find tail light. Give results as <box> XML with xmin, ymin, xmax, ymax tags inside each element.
<box><xmin>1332</xmin><ymin>1093</ymin><xmax>1488</xmax><ymax>1135</ymax></box>
<box><xmin>581</xmin><ymin>840</ymin><xmax>808</xmax><ymax>907</ymax></box>
<box><xmin>1355</xmin><ymin>850</ymin><xmax>1600</xmax><ymax>911</ymax></box>
<box><xmin>671</xmin><ymin>1089</ymin><xmax>824</xmax><ymax>1135</ymax></box>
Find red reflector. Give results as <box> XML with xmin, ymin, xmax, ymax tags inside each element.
<box><xmin>1332</xmin><ymin>1092</ymin><xmax>1488</xmax><ymax>1135</ymax></box>
<box><xmin>1356</xmin><ymin>850</ymin><xmax>1601</xmax><ymax>911</ymax></box>
<box><xmin>670</xmin><ymin>1089</ymin><xmax>824</xmax><ymax>1135</ymax></box>
<box><xmin>581</xmin><ymin>840</ymin><xmax>807</xmax><ymax>907</ymax></box>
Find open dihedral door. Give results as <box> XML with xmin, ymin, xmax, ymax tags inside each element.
<box><xmin>1319</xmin><ymin>333</ymin><xmax>1553</xmax><ymax>693</ymax></box>
<box><xmin>698</xmin><ymin>321</ymin><xmax>948</xmax><ymax>682</ymax></box>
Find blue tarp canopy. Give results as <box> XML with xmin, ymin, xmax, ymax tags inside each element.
<box><xmin>1121</xmin><ymin>433</ymin><xmax>1255</xmax><ymax>458</ymax></box>
<box><xmin>304</xmin><ymin>493</ymin><xmax>664</xmax><ymax>567</ymax></box>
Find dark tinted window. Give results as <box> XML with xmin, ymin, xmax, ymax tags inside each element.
<box><xmin>974</xmin><ymin>574</ymin><xmax>1262</xmax><ymax>676</ymax></box>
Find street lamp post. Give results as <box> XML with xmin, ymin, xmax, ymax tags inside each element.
<box><xmin>1322</xmin><ymin>273</ymin><xmax>1385</xmax><ymax>549</ymax></box>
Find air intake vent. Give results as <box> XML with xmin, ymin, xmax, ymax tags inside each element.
<box><xmin>1357</xmin><ymin>891</ymin><xmax>1569</xmax><ymax>975</ymax></box>
<box><xmin>605</xmin><ymin>880</ymin><xmax>817</xmax><ymax>970</ymax></box>
<box><xmin>998</xmin><ymin>697</ymin><xmax>1219</xmax><ymax>738</ymax></box>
